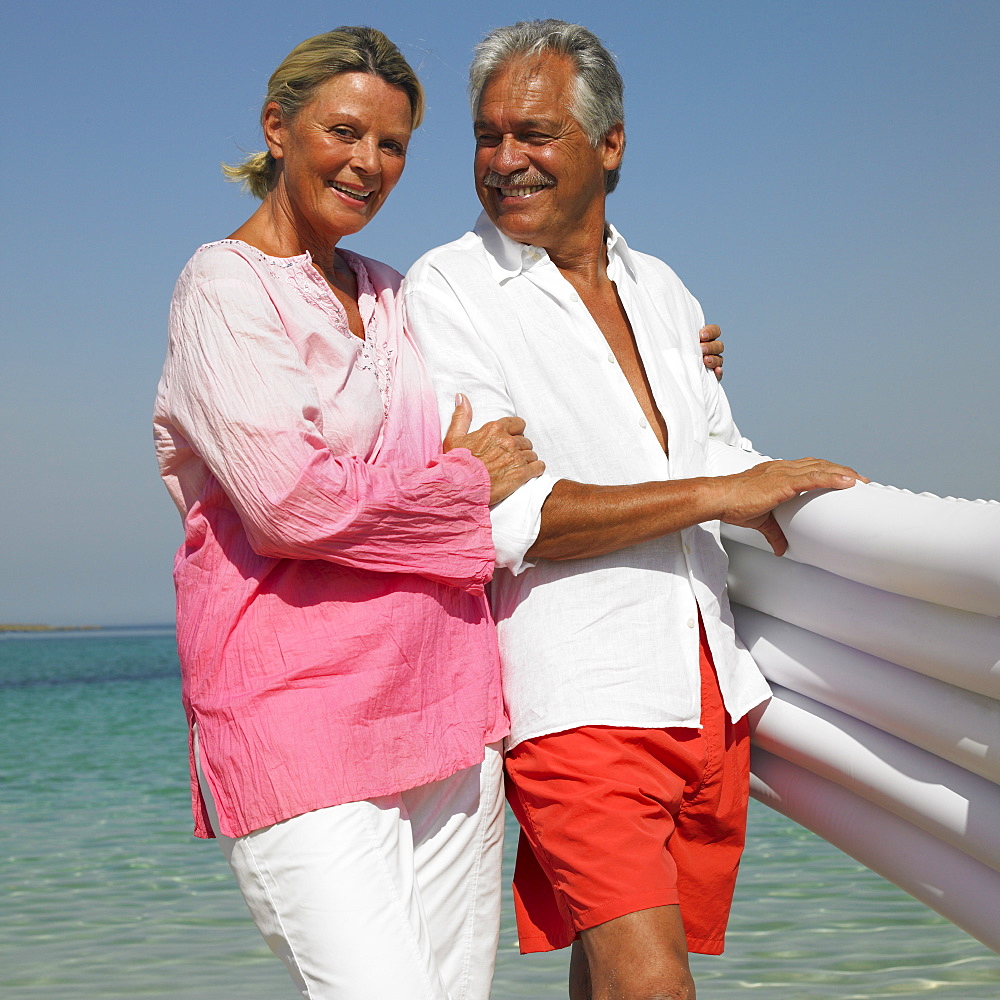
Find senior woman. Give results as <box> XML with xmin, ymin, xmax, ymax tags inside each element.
<box><xmin>153</xmin><ymin>27</ymin><xmax>543</xmax><ymax>1000</ymax></box>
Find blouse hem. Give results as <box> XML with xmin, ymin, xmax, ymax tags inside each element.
<box><xmin>195</xmin><ymin>724</ymin><xmax>509</xmax><ymax>840</ymax></box>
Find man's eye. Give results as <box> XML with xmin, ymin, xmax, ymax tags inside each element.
<box><xmin>330</xmin><ymin>126</ymin><xmax>355</xmax><ymax>138</ymax></box>
<box><xmin>475</xmin><ymin>134</ymin><xmax>500</xmax><ymax>147</ymax></box>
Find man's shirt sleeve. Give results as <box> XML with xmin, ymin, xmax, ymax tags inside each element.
<box><xmin>702</xmin><ymin>358</ymin><xmax>762</xmax><ymax>476</ymax></box>
<box><xmin>402</xmin><ymin>266</ymin><xmax>557</xmax><ymax>574</ymax></box>
<box><xmin>685</xmin><ymin>290</ymin><xmax>762</xmax><ymax>475</ymax></box>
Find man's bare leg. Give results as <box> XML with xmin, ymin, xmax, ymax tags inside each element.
<box><xmin>569</xmin><ymin>905</ymin><xmax>695</xmax><ymax>1000</ymax></box>
<box><xmin>569</xmin><ymin>940</ymin><xmax>592</xmax><ymax>999</ymax></box>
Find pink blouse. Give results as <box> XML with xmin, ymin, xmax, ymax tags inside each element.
<box><xmin>154</xmin><ymin>240</ymin><xmax>506</xmax><ymax>838</ymax></box>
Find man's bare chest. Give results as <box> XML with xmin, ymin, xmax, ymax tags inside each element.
<box><xmin>578</xmin><ymin>283</ymin><xmax>669</xmax><ymax>454</ymax></box>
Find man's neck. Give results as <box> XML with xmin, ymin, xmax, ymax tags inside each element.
<box><xmin>545</xmin><ymin>217</ymin><xmax>608</xmax><ymax>290</ymax></box>
<box><xmin>543</xmin><ymin>217</ymin><xmax>611</xmax><ymax>292</ymax></box>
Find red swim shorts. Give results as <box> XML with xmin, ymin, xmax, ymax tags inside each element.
<box><xmin>504</xmin><ymin>623</ymin><xmax>751</xmax><ymax>956</ymax></box>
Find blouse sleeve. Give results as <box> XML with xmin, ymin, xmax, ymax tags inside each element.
<box><xmin>161</xmin><ymin>257</ymin><xmax>494</xmax><ymax>592</ymax></box>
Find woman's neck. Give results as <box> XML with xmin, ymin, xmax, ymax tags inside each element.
<box><xmin>230</xmin><ymin>192</ymin><xmax>362</xmax><ymax>296</ymax></box>
<box><xmin>229</xmin><ymin>191</ymin><xmax>340</xmax><ymax>273</ymax></box>
<box><xmin>228</xmin><ymin>192</ymin><xmax>363</xmax><ymax>335</ymax></box>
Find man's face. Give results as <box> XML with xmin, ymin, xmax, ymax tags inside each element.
<box><xmin>473</xmin><ymin>54</ymin><xmax>622</xmax><ymax>252</ymax></box>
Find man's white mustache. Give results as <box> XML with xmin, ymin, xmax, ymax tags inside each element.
<box><xmin>482</xmin><ymin>170</ymin><xmax>555</xmax><ymax>189</ymax></box>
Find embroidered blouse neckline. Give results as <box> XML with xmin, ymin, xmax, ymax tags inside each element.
<box><xmin>199</xmin><ymin>239</ymin><xmax>392</xmax><ymax>415</ymax></box>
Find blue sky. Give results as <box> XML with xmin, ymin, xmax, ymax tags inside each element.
<box><xmin>1</xmin><ymin>0</ymin><xmax>997</xmax><ymax>625</ymax></box>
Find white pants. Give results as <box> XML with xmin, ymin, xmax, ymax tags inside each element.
<box><xmin>195</xmin><ymin>730</ymin><xmax>505</xmax><ymax>1000</ymax></box>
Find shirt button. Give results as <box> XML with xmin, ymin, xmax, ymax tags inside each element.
<box><xmin>687</xmin><ymin>617</ymin><xmax>696</xmax><ymax>629</ymax></box>
<box><xmin>639</xmin><ymin>418</ymin><xmax>648</xmax><ymax>428</ymax></box>
<box><xmin>683</xmin><ymin>543</ymin><xmax>691</xmax><ymax>555</ymax></box>
<box><xmin>607</xmin><ymin>353</ymin><xmax>616</xmax><ymax>363</ymax></box>
<box><xmin>570</xmin><ymin>292</ymin><xmax>580</xmax><ymax>302</ymax></box>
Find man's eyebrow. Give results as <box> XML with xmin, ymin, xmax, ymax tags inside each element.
<box><xmin>473</xmin><ymin>117</ymin><xmax>559</xmax><ymax>132</ymax></box>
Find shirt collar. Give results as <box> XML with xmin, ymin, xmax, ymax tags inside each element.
<box><xmin>473</xmin><ymin>212</ymin><xmax>539</xmax><ymax>283</ymax></box>
<box><xmin>604</xmin><ymin>222</ymin><xmax>638</xmax><ymax>282</ymax></box>
<box><xmin>473</xmin><ymin>211</ymin><xmax>638</xmax><ymax>284</ymax></box>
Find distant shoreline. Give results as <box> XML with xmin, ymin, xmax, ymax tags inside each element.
<box><xmin>0</xmin><ymin>624</ymin><xmax>104</xmax><ymax>633</ymax></box>
<box><xmin>0</xmin><ymin>624</ymin><xmax>175</xmax><ymax>634</ymax></box>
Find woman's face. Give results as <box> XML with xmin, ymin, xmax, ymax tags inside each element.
<box><xmin>265</xmin><ymin>72</ymin><xmax>413</xmax><ymax>242</ymax></box>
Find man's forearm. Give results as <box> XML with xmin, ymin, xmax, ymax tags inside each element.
<box><xmin>526</xmin><ymin>477</ymin><xmax>724</xmax><ymax>560</ymax></box>
<box><xmin>526</xmin><ymin>458</ymin><xmax>867</xmax><ymax>561</ymax></box>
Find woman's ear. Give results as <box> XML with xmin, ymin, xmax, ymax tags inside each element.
<box><xmin>262</xmin><ymin>102</ymin><xmax>286</xmax><ymax>160</ymax></box>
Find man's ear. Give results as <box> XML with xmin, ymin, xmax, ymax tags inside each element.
<box><xmin>601</xmin><ymin>122</ymin><xmax>625</xmax><ymax>172</ymax></box>
<box><xmin>262</xmin><ymin>102</ymin><xmax>287</xmax><ymax>161</ymax></box>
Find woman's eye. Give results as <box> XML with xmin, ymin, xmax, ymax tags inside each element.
<box><xmin>330</xmin><ymin>126</ymin><xmax>354</xmax><ymax>138</ymax></box>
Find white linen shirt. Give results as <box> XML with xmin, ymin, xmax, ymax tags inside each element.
<box><xmin>403</xmin><ymin>214</ymin><xmax>771</xmax><ymax>747</ymax></box>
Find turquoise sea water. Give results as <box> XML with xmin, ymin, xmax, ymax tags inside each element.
<box><xmin>2</xmin><ymin>629</ymin><xmax>998</xmax><ymax>999</ymax></box>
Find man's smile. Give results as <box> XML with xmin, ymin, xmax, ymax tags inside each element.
<box><xmin>498</xmin><ymin>184</ymin><xmax>547</xmax><ymax>198</ymax></box>
<box><xmin>481</xmin><ymin>169</ymin><xmax>554</xmax><ymax>201</ymax></box>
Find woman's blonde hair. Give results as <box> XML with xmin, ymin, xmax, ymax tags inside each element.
<box><xmin>223</xmin><ymin>26</ymin><xmax>424</xmax><ymax>200</ymax></box>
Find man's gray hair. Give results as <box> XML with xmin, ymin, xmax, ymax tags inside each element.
<box><xmin>469</xmin><ymin>19</ymin><xmax>625</xmax><ymax>194</ymax></box>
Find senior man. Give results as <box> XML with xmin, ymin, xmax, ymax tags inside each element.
<box><xmin>404</xmin><ymin>20</ymin><xmax>864</xmax><ymax>1000</ymax></box>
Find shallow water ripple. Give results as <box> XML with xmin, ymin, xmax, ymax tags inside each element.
<box><xmin>1</xmin><ymin>631</ymin><xmax>998</xmax><ymax>998</ymax></box>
